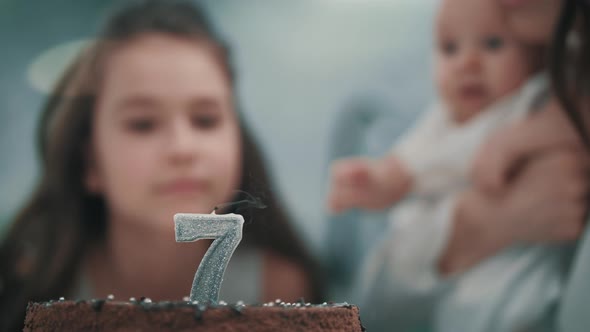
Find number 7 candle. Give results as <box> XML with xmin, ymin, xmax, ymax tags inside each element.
<box><xmin>174</xmin><ymin>211</ymin><xmax>244</xmax><ymax>303</ymax></box>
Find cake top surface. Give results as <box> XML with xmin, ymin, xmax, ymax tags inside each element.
<box><xmin>29</xmin><ymin>296</ymin><xmax>357</xmax><ymax>312</ymax></box>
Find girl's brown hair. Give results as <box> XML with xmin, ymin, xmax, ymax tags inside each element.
<box><xmin>0</xmin><ymin>1</ymin><xmax>322</xmax><ymax>330</ymax></box>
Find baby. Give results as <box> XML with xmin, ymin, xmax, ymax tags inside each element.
<box><xmin>328</xmin><ymin>0</ymin><xmax>542</xmax><ymax>213</ymax></box>
<box><xmin>328</xmin><ymin>0</ymin><xmax>564</xmax><ymax>331</ymax></box>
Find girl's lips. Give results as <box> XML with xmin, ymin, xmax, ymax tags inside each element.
<box><xmin>157</xmin><ymin>179</ymin><xmax>208</xmax><ymax>195</ymax></box>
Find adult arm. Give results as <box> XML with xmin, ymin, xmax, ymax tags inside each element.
<box><xmin>440</xmin><ymin>101</ymin><xmax>589</xmax><ymax>275</ymax></box>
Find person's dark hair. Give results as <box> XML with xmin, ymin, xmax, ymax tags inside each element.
<box><xmin>550</xmin><ymin>0</ymin><xmax>590</xmax><ymax>144</ymax></box>
<box><xmin>0</xmin><ymin>1</ymin><xmax>322</xmax><ymax>330</ymax></box>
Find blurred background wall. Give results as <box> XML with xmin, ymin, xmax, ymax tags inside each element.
<box><xmin>0</xmin><ymin>0</ymin><xmax>437</xmax><ymax>254</ymax></box>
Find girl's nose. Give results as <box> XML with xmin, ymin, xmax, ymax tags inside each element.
<box><xmin>166</xmin><ymin>117</ymin><xmax>199</xmax><ymax>165</ymax></box>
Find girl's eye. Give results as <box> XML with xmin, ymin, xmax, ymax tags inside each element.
<box><xmin>125</xmin><ymin>118</ymin><xmax>156</xmax><ymax>133</ymax></box>
<box><xmin>440</xmin><ymin>40</ymin><xmax>458</xmax><ymax>56</ymax></box>
<box><xmin>192</xmin><ymin>113</ymin><xmax>220</xmax><ymax>130</ymax></box>
<box><xmin>483</xmin><ymin>36</ymin><xmax>504</xmax><ymax>51</ymax></box>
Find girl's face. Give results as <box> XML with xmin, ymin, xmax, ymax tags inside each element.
<box><xmin>86</xmin><ymin>33</ymin><xmax>242</xmax><ymax>232</ymax></box>
<box><xmin>497</xmin><ymin>0</ymin><xmax>562</xmax><ymax>45</ymax></box>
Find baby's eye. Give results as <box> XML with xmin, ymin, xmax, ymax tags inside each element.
<box><xmin>125</xmin><ymin>118</ymin><xmax>156</xmax><ymax>133</ymax></box>
<box><xmin>483</xmin><ymin>36</ymin><xmax>504</xmax><ymax>51</ymax></box>
<box><xmin>192</xmin><ymin>113</ymin><xmax>220</xmax><ymax>130</ymax></box>
<box><xmin>440</xmin><ymin>40</ymin><xmax>458</xmax><ymax>56</ymax></box>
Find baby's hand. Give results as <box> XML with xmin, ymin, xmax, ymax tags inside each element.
<box><xmin>327</xmin><ymin>156</ymin><xmax>411</xmax><ymax>213</ymax></box>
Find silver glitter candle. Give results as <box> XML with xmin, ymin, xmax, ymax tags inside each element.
<box><xmin>174</xmin><ymin>212</ymin><xmax>244</xmax><ymax>303</ymax></box>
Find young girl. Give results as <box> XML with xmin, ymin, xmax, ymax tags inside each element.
<box><xmin>0</xmin><ymin>1</ymin><xmax>321</xmax><ymax>331</ymax></box>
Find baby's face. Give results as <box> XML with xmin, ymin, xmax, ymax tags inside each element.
<box><xmin>435</xmin><ymin>0</ymin><xmax>535</xmax><ymax>123</ymax></box>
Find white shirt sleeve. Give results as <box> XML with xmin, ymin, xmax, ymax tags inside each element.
<box><xmin>354</xmin><ymin>194</ymin><xmax>459</xmax><ymax>330</ymax></box>
<box><xmin>386</xmin><ymin>194</ymin><xmax>458</xmax><ymax>291</ymax></box>
<box><xmin>358</xmin><ymin>194</ymin><xmax>458</xmax><ymax>298</ymax></box>
<box><xmin>393</xmin><ymin>104</ymin><xmax>452</xmax><ymax>171</ymax></box>
<box><xmin>392</xmin><ymin>104</ymin><xmax>468</xmax><ymax>196</ymax></box>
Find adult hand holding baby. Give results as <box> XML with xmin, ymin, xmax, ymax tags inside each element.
<box><xmin>441</xmin><ymin>102</ymin><xmax>590</xmax><ymax>275</ymax></box>
<box><xmin>472</xmin><ymin>100</ymin><xmax>589</xmax><ymax>243</ymax></box>
<box><xmin>472</xmin><ymin>100</ymin><xmax>585</xmax><ymax>193</ymax></box>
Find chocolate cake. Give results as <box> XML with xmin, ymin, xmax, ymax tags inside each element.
<box><xmin>24</xmin><ymin>298</ymin><xmax>364</xmax><ymax>331</ymax></box>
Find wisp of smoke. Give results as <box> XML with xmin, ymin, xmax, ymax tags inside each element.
<box><xmin>213</xmin><ymin>190</ymin><xmax>267</xmax><ymax>213</ymax></box>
